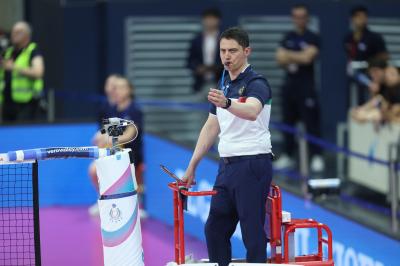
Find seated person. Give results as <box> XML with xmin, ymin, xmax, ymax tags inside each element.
<box><xmin>351</xmin><ymin>65</ymin><xmax>400</xmax><ymax>123</ymax></box>
<box><xmin>381</xmin><ymin>66</ymin><xmax>400</xmax><ymax>122</ymax></box>
<box><xmin>365</xmin><ymin>58</ymin><xmax>388</xmax><ymax>97</ymax></box>
<box><xmin>89</xmin><ymin>76</ymin><xmax>144</xmax><ymax>216</ymax></box>
<box><xmin>350</xmin><ymin>59</ymin><xmax>387</xmax><ymax>123</ymax></box>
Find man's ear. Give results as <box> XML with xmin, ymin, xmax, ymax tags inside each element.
<box><xmin>244</xmin><ymin>47</ymin><xmax>252</xmax><ymax>57</ymax></box>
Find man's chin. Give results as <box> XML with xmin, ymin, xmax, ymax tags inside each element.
<box><xmin>224</xmin><ymin>65</ymin><xmax>232</xmax><ymax>71</ymax></box>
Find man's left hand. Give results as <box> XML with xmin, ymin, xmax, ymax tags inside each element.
<box><xmin>208</xmin><ymin>88</ymin><xmax>227</xmax><ymax>108</ymax></box>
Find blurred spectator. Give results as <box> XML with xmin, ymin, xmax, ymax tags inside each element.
<box><xmin>275</xmin><ymin>4</ymin><xmax>324</xmax><ymax>172</ymax></box>
<box><xmin>89</xmin><ymin>76</ymin><xmax>145</xmax><ymax>216</ymax></box>
<box><xmin>187</xmin><ymin>8</ymin><xmax>223</xmax><ymax>98</ymax></box>
<box><xmin>351</xmin><ymin>66</ymin><xmax>400</xmax><ymax>123</ymax></box>
<box><xmin>0</xmin><ymin>21</ymin><xmax>44</xmax><ymax>122</ymax></box>
<box><xmin>344</xmin><ymin>5</ymin><xmax>389</xmax><ymax>105</ymax></box>
<box><xmin>382</xmin><ymin>66</ymin><xmax>400</xmax><ymax>122</ymax></box>
<box><xmin>365</xmin><ymin>57</ymin><xmax>388</xmax><ymax>97</ymax></box>
<box><xmin>383</xmin><ymin>66</ymin><xmax>400</xmax><ymax>94</ymax></box>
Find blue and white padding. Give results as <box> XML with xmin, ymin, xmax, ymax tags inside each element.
<box><xmin>96</xmin><ymin>149</ymin><xmax>144</xmax><ymax>266</ymax></box>
<box><xmin>0</xmin><ymin>146</ymin><xmax>110</xmax><ymax>162</ymax></box>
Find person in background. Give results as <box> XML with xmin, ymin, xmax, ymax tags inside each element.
<box><xmin>89</xmin><ymin>76</ymin><xmax>144</xmax><ymax>216</ymax></box>
<box><xmin>96</xmin><ymin>74</ymin><xmax>120</xmax><ymax>124</ymax></box>
<box><xmin>351</xmin><ymin>66</ymin><xmax>400</xmax><ymax>123</ymax></box>
<box><xmin>0</xmin><ymin>27</ymin><xmax>9</xmax><ymax>120</ymax></box>
<box><xmin>0</xmin><ymin>21</ymin><xmax>44</xmax><ymax>122</ymax></box>
<box><xmin>383</xmin><ymin>67</ymin><xmax>400</xmax><ymax>123</ymax></box>
<box><xmin>382</xmin><ymin>66</ymin><xmax>400</xmax><ymax>105</ymax></box>
<box><xmin>0</xmin><ymin>27</ymin><xmax>9</xmax><ymax>55</ymax></box>
<box><xmin>344</xmin><ymin>5</ymin><xmax>389</xmax><ymax>105</ymax></box>
<box><xmin>350</xmin><ymin>58</ymin><xmax>387</xmax><ymax>123</ymax></box>
<box><xmin>365</xmin><ymin>58</ymin><xmax>388</xmax><ymax>97</ymax></box>
<box><xmin>187</xmin><ymin>8</ymin><xmax>223</xmax><ymax>98</ymax></box>
<box><xmin>275</xmin><ymin>4</ymin><xmax>324</xmax><ymax>173</ymax></box>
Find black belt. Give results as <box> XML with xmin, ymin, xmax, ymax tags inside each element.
<box><xmin>221</xmin><ymin>153</ymin><xmax>273</xmax><ymax>164</ymax></box>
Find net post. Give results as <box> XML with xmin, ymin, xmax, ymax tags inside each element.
<box><xmin>32</xmin><ymin>161</ymin><xmax>42</xmax><ymax>266</ymax></box>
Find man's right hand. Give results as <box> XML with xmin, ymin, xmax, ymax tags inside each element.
<box><xmin>182</xmin><ymin>167</ymin><xmax>196</xmax><ymax>188</ymax></box>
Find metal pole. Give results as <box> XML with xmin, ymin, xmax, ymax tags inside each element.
<box><xmin>173</xmin><ymin>190</ymin><xmax>179</xmax><ymax>263</ymax></box>
<box><xmin>298</xmin><ymin>125</ymin><xmax>309</xmax><ymax>197</ymax></box>
<box><xmin>47</xmin><ymin>89</ymin><xmax>55</xmax><ymax>123</ymax></box>
<box><xmin>389</xmin><ymin>144</ymin><xmax>399</xmax><ymax>233</ymax></box>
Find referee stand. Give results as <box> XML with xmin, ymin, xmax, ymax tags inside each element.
<box><xmin>163</xmin><ymin>167</ymin><xmax>334</xmax><ymax>266</ymax></box>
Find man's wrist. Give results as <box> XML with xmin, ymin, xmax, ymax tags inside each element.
<box><xmin>222</xmin><ymin>98</ymin><xmax>231</xmax><ymax>109</ymax></box>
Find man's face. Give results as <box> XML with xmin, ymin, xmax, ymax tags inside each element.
<box><xmin>351</xmin><ymin>12</ymin><xmax>368</xmax><ymax>30</ymax></box>
<box><xmin>11</xmin><ymin>23</ymin><xmax>28</xmax><ymax>46</ymax></box>
<box><xmin>202</xmin><ymin>15</ymin><xmax>220</xmax><ymax>32</ymax></box>
<box><xmin>220</xmin><ymin>38</ymin><xmax>250</xmax><ymax>73</ymax></box>
<box><xmin>292</xmin><ymin>7</ymin><xmax>308</xmax><ymax>31</ymax></box>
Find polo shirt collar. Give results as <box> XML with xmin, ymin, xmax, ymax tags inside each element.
<box><xmin>226</xmin><ymin>64</ymin><xmax>252</xmax><ymax>82</ymax></box>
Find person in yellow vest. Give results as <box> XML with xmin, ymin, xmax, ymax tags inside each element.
<box><xmin>0</xmin><ymin>21</ymin><xmax>44</xmax><ymax>122</ymax></box>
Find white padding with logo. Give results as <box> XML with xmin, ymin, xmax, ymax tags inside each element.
<box><xmin>96</xmin><ymin>150</ymin><xmax>144</xmax><ymax>266</ymax></box>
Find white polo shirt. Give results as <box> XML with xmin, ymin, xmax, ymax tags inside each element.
<box><xmin>210</xmin><ymin>66</ymin><xmax>272</xmax><ymax>157</ymax></box>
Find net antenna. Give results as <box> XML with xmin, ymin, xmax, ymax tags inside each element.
<box><xmin>101</xmin><ymin>117</ymin><xmax>138</xmax><ymax>154</ymax></box>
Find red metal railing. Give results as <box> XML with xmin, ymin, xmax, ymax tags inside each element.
<box><xmin>168</xmin><ymin>182</ymin><xmax>217</xmax><ymax>264</ymax></box>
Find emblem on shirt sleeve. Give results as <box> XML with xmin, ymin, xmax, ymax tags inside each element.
<box><xmin>238</xmin><ymin>86</ymin><xmax>245</xmax><ymax>96</ymax></box>
<box><xmin>238</xmin><ymin>86</ymin><xmax>247</xmax><ymax>103</ymax></box>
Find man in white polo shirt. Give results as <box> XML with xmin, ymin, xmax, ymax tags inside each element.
<box><xmin>183</xmin><ymin>27</ymin><xmax>273</xmax><ymax>266</ymax></box>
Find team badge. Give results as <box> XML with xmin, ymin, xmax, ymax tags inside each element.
<box><xmin>109</xmin><ymin>203</ymin><xmax>122</xmax><ymax>223</ymax></box>
<box><xmin>238</xmin><ymin>86</ymin><xmax>246</xmax><ymax>96</ymax></box>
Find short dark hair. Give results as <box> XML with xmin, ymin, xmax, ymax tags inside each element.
<box><xmin>202</xmin><ymin>8</ymin><xmax>221</xmax><ymax>19</ymax></box>
<box><xmin>350</xmin><ymin>5</ymin><xmax>369</xmax><ymax>17</ymax></box>
<box><xmin>219</xmin><ymin>27</ymin><xmax>249</xmax><ymax>48</ymax></box>
<box><xmin>292</xmin><ymin>3</ymin><xmax>309</xmax><ymax>12</ymax></box>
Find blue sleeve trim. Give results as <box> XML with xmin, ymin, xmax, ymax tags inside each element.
<box><xmin>246</xmin><ymin>78</ymin><xmax>272</xmax><ymax>106</ymax></box>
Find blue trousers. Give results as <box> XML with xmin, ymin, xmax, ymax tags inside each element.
<box><xmin>205</xmin><ymin>154</ymin><xmax>273</xmax><ymax>266</ymax></box>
